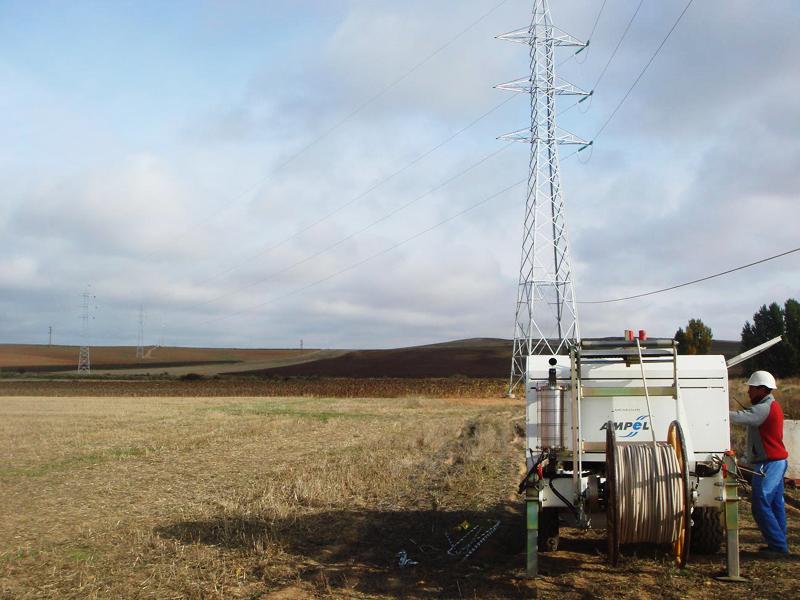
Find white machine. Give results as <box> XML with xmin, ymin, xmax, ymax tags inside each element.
<box><xmin>521</xmin><ymin>335</ymin><xmax>745</xmax><ymax>579</ymax></box>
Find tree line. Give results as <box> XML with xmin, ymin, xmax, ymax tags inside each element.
<box><xmin>675</xmin><ymin>298</ymin><xmax>800</xmax><ymax>376</ymax></box>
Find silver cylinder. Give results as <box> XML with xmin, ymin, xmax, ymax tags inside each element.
<box><xmin>538</xmin><ymin>383</ymin><xmax>565</xmax><ymax>449</ymax></box>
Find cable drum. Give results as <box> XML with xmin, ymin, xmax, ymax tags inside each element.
<box><xmin>606</xmin><ymin>420</ymin><xmax>692</xmax><ymax>567</ymax></box>
<box><xmin>615</xmin><ymin>442</ymin><xmax>682</xmax><ymax>543</ymax></box>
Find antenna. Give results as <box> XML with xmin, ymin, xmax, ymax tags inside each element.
<box><xmin>136</xmin><ymin>304</ymin><xmax>145</xmax><ymax>359</ymax></box>
<box><xmin>78</xmin><ymin>287</ymin><xmax>96</xmax><ymax>373</ymax></box>
<box><xmin>48</xmin><ymin>325</ymin><xmax>53</xmax><ymax>346</ymax></box>
<box><xmin>498</xmin><ymin>1</ymin><xmax>589</xmax><ymax>395</ymax></box>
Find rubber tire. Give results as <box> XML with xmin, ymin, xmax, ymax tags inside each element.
<box><xmin>538</xmin><ymin>507</ymin><xmax>560</xmax><ymax>552</ymax></box>
<box><xmin>690</xmin><ymin>507</ymin><xmax>724</xmax><ymax>554</ymax></box>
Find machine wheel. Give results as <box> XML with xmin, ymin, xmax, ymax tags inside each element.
<box><xmin>538</xmin><ymin>507</ymin><xmax>559</xmax><ymax>552</ymax></box>
<box><xmin>667</xmin><ymin>420</ymin><xmax>692</xmax><ymax>568</ymax></box>
<box><xmin>690</xmin><ymin>507</ymin><xmax>724</xmax><ymax>554</ymax></box>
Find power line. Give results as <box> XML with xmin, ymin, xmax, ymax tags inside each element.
<box><xmin>190</xmin><ymin>94</ymin><xmax>584</xmax><ymax>292</ymax></box>
<box><xmin>593</xmin><ymin>0</ymin><xmax>694</xmax><ymax>140</ymax></box>
<box><xmin>182</xmin><ymin>98</ymin><xmax>588</xmax><ymax>312</ymax></box>
<box><xmin>555</xmin><ymin>0</ymin><xmax>610</xmax><ymax>69</ymax></box>
<box><xmin>579</xmin><ymin>246</ymin><xmax>800</xmax><ymax>304</ymax></box>
<box><xmin>200</xmin><ymin>146</ymin><xmax>584</xmax><ymax>328</ymax></box>
<box><xmin>587</xmin><ymin>0</ymin><xmax>609</xmax><ymax>41</ymax></box>
<box><xmin>191</xmin><ymin>142</ymin><xmax>515</xmax><ymax>311</ymax></box>
<box><xmin>202</xmin><ymin>177</ymin><xmax>528</xmax><ymax>327</ymax></box>
<box><xmin>137</xmin><ymin>0</ymin><xmax>513</xmax><ymax>265</ymax></box>
<box><xmin>191</xmin><ymin>94</ymin><xmax>518</xmax><ymax>289</ymax></box>
<box><xmin>590</xmin><ymin>0</ymin><xmax>645</xmax><ymax>90</ymax></box>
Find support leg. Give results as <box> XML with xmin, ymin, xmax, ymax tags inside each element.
<box><xmin>716</xmin><ymin>453</ymin><xmax>747</xmax><ymax>582</ymax></box>
<box><xmin>526</xmin><ymin>488</ymin><xmax>540</xmax><ymax>576</ymax></box>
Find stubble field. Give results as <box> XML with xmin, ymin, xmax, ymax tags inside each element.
<box><xmin>1</xmin><ymin>390</ymin><xmax>798</xmax><ymax>599</ymax></box>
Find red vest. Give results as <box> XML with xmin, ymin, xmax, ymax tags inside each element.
<box><xmin>759</xmin><ymin>399</ymin><xmax>789</xmax><ymax>461</ymax></box>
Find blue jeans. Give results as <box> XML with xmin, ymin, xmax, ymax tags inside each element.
<box><xmin>751</xmin><ymin>459</ymin><xmax>788</xmax><ymax>552</ymax></box>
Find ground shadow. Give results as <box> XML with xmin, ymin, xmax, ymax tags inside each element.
<box><xmin>157</xmin><ymin>503</ymin><xmax>537</xmax><ymax>598</ymax></box>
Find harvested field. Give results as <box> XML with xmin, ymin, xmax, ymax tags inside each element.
<box><xmin>0</xmin><ymin>377</ymin><xmax>507</xmax><ymax>399</ymax></box>
<box><xmin>1</xmin><ymin>393</ymin><xmax>799</xmax><ymax>599</ymax></box>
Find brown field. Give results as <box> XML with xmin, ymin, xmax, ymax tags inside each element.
<box><xmin>0</xmin><ymin>345</ymin><xmax>345</xmax><ymax>377</ymax></box>
<box><xmin>2</xmin><ymin>389</ymin><xmax>799</xmax><ymax>599</ymax></box>
<box><xmin>0</xmin><ymin>338</ymin><xmax>746</xmax><ymax>381</ymax></box>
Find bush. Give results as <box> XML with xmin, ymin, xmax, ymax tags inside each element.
<box><xmin>179</xmin><ymin>373</ymin><xmax>205</xmax><ymax>381</ymax></box>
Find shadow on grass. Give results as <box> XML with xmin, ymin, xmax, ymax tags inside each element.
<box><xmin>158</xmin><ymin>505</ymin><xmax>768</xmax><ymax>597</ymax></box>
<box><xmin>157</xmin><ymin>503</ymin><xmax>539</xmax><ymax>598</ymax></box>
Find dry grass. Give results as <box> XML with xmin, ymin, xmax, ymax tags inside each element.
<box><xmin>0</xmin><ymin>377</ymin><xmax>508</xmax><ymax>399</ymax></box>
<box><xmin>1</xmin><ymin>394</ymin><xmax>798</xmax><ymax>599</ymax></box>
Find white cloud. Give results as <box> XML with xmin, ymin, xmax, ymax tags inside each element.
<box><xmin>2</xmin><ymin>0</ymin><xmax>799</xmax><ymax>348</ymax></box>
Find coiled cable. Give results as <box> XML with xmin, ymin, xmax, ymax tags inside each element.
<box><xmin>614</xmin><ymin>442</ymin><xmax>683</xmax><ymax>544</ymax></box>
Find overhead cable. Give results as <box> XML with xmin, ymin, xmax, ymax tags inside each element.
<box><xmin>579</xmin><ymin>245</ymin><xmax>800</xmax><ymax>304</ymax></box>
<box><xmin>191</xmin><ymin>143</ymin><xmax>515</xmax><ymax>310</ymax></box>
<box><xmin>591</xmin><ymin>0</ymin><xmax>645</xmax><ymax>90</ymax></box>
<box><xmin>593</xmin><ymin>0</ymin><xmax>694</xmax><ymax>140</ymax></box>
<box><xmin>191</xmin><ymin>95</ymin><xmax>518</xmax><ymax>288</ymax></box>
<box><xmin>200</xmin><ymin>147</ymin><xmax>584</xmax><ymax>327</ymax></box>
<box><xmin>556</xmin><ymin>0</ymin><xmax>609</xmax><ymax>68</ymax></box>
<box><xmin>587</xmin><ymin>0</ymin><xmax>609</xmax><ymax>41</ymax></box>
<box><xmin>200</xmin><ymin>177</ymin><xmax>528</xmax><ymax>327</ymax></box>
<box><xmin>138</xmin><ymin>0</ymin><xmax>513</xmax><ymax>263</ymax></box>
<box><xmin>191</xmin><ymin>94</ymin><xmax>583</xmax><ymax>291</ymax></box>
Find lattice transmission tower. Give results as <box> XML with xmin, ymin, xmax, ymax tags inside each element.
<box><xmin>136</xmin><ymin>303</ymin><xmax>145</xmax><ymax>359</ymax></box>
<box><xmin>78</xmin><ymin>288</ymin><xmax>95</xmax><ymax>373</ymax></box>
<box><xmin>497</xmin><ymin>0</ymin><xmax>590</xmax><ymax>395</ymax></box>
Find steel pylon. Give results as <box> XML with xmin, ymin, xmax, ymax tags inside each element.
<box><xmin>136</xmin><ymin>303</ymin><xmax>145</xmax><ymax>359</ymax></box>
<box><xmin>78</xmin><ymin>289</ymin><xmax>93</xmax><ymax>373</ymax></box>
<box><xmin>497</xmin><ymin>1</ymin><xmax>589</xmax><ymax>395</ymax></box>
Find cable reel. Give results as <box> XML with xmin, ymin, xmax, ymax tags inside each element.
<box><xmin>606</xmin><ymin>420</ymin><xmax>692</xmax><ymax>567</ymax></box>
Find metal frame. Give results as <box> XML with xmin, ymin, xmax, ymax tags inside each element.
<box><xmin>525</xmin><ymin>342</ymin><xmax>744</xmax><ymax>578</ymax></box>
<box><xmin>78</xmin><ymin>289</ymin><xmax>93</xmax><ymax>373</ymax></box>
<box><xmin>498</xmin><ymin>0</ymin><xmax>590</xmax><ymax>395</ymax></box>
<box><xmin>716</xmin><ymin>452</ymin><xmax>747</xmax><ymax>582</ymax></box>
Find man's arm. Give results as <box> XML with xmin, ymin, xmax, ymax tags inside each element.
<box><xmin>729</xmin><ymin>401</ymin><xmax>770</xmax><ymax>426</ymax></box>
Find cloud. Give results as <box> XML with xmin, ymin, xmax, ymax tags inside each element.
<box><xmin>1</xmin><ymin>0</ymin><xmax>798</xmax><ymax>348</ymax></box>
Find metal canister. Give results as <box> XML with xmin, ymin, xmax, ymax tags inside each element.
<box><xmin>538</xmin><ymin>382</ymin><xmax>565</xmax><ymax>449</ymax></box>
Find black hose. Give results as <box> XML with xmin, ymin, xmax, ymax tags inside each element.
<box><xmin>548</xmin><ymin>477</ymin><xmax>581</xmax><ymax>521</ymax></box>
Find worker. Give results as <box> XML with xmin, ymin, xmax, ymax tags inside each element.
<box><xmin>729</xmin><ymin>370</ymin><xmax>789</xmax><ymax>556</ymax></box>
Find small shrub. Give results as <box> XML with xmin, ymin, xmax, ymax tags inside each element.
<box><xmin>179</xmin><ymin>373</ymin><xmax>204</xmax><ymax>381</ymax></box>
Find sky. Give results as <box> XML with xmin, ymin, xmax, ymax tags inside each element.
<box><xmin>1</xmin><ymin>0</ymin><xmax>798</xmax><ymax>350</ymax></box>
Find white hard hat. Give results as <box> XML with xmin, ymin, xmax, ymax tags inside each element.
<box><xmin>747</xmin><ymin>370</ymin><xmax>777</xmax><ymax>390</ymax></box>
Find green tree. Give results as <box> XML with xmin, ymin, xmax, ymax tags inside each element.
<box><xmin>675</xmin><ymin>318</ymin><xmax>713</xmax><ymax>354</ymax></box>
<box><xmin>782</xmin><ymin>298</ymin><xmax>800</xmax><ymax>369</ymax></box>
<box><xmin>740</xmin><ymin>300</ymin><xmax>799</xmax><ymax>376</ymax></box>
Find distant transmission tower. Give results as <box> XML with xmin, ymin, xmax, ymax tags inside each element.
<box><xmin>136</xmin><ymin>304</ymin><xmax>145</xmax><ymax>358</ymax></box>
<box><xmin>78</xmin><ymin>288</ymin><xmax>95</xmax><ymax>373</ymax></box>
<box><xmin>498</xmin><ymin>0</ymin><xmax>590</xmax><ymax>395</ymax></box>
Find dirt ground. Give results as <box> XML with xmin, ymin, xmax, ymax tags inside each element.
<box><xmin>1</xmin><ymin>394</ymin><xmax>798</xmax><ymax>599</ymax></box>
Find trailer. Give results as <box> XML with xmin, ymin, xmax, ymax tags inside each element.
<box><xmin>522</xmin><ymin>335</ymin><xmax>745</xmax><ymax>579</ymax></box>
